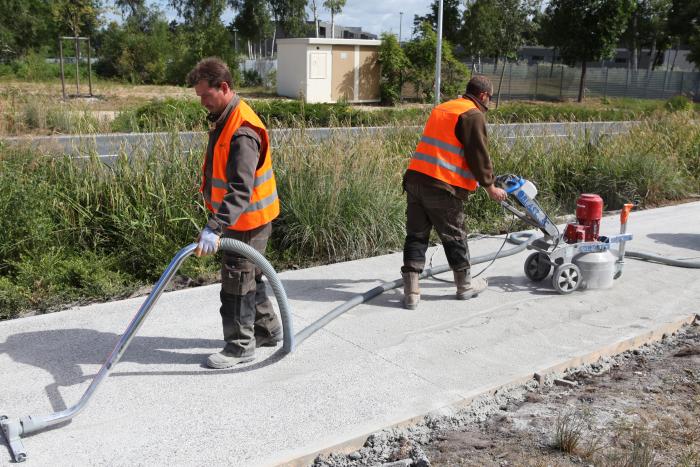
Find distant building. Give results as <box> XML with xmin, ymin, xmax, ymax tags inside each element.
<box><xmin>277</xmin><ymin>38</ymin><xmax>381</xmax><ymax>104</ymax></box>
<box><xmin>310</xmin><ymin>21</ymin><xmax>378</xmax><ymax>40</ymax></box>
<box><xmin>516</xmin><ymin>46</ymin><xmax>697</xmax><ymax>71</ymax></box>
<box><xmin>256</xmin><ymin>22</ymin><xmax>377</xmax><ymax>57</ymax></box>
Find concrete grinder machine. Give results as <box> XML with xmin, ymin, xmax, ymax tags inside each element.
<box><xmin>495</xmin><ymin>174</ymin><xmax>634</xmax><ymax>294</ymax></box>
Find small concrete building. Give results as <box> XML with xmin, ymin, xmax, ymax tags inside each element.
<box><xmin>276</xmin><ymin>38</ymin><xmax>381</xmax><ymax>104</ymax></box>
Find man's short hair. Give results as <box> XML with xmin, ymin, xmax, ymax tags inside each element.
<box><xmin>186</xmin><ymin>57</ymin><xmax>232</xmax><ymax>88</ymax></box>
<box><xmin>466</xmin><ymin>75</ymin><xmax>493</xmax><ymax>97</ymax></box>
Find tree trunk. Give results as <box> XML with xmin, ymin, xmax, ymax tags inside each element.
<box><xmin>272</xmin><ymin>27</ymin><xmax>277</xmax><ymax>58</ymax></box>
<box><xmin>496</xmin><ymin>59</ymin><xmax>506</xmax><ymax>110</ymax></box>
<box><xmin>311</xmin><ymin>0</ymin><xmax>319</xmax><ymax>38</ymax></box>
<box><xmin>550</xmin><ymin>47</ymin><xmax>556</xmax><ymax>77</ymax></box>
<box><xmin>331</xmin><ymin>12</ymin><xmax>335</xmax><ymax>38</ymax></box>
<box><xmin>494</xmin><ymin>54</ymin><xmax>499</xmax><ymax>74</ymax></box>
<box><xmin>646</xmin><ymin>37</ymin><xmax>657</xmax><ymax>73</ymax></box>
<box><xmin>670</xmin><ymin>41</ymin><xmax>679</xmax><ymax>71</ymax></box>
<box><xmin>630</xmin><ymin>13</ymin><xmax>638</xmax><ymax>71</ymax></box>
<box><xmin>577</xmin><ymin>60</ymin><xmax>587</xmax><ymax>102</ymax></box>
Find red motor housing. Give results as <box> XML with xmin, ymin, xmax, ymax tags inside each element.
<box><xmin>564</xmin><ymin>194</ymin><xmax>603</xmax><ymax>243</ymax></box>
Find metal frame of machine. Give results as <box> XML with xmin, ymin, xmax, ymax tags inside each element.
<box><xmin>495</xmin><ymin>175</ymin><xmax>634</xmax><ymax>294</ymax></box>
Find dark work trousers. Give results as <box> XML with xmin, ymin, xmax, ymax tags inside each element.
<box><xmin>402</xmin><ymin>182</ymin><xmax>470</xmax><ymax>273</ymax></box>
<box><xmin>220</xmin><ymin>222</ymin><xmax>281</xmax><ymax>357</ymax></box>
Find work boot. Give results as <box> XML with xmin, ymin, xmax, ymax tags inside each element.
<box><xmin>255</xmin><ymin>332</ymin><xmax>282</xmax><ymax>348</ymax></box>
<box><xmin>206</xmin><ymin>351</ymin><xmax>255</xmax><ymax>369</ymax></box>
<box><xmin>453</xmin><ymin>269</ymin><xmax>487</xmax><ymax>300</ymax></box>
<box><xmin>209</xmin><ymin>290</ymin><xmax>257</xmax><ymax>369</ymax></box>
<box><xmin>402</xmin><ymin>271</ymin><xmax>420</xmax><ymax>310</ymax></box>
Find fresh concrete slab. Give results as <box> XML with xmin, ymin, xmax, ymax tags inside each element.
<box><xmin>1</xmin><ymin>201</ymin><xmax>699</xmax><ymax>466</ymax></box>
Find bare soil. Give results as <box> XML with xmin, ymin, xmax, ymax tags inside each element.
<box><xmin>312</xmin><ymin>320</ymin><xmax>700</xmax><ymax>467</ymax></box>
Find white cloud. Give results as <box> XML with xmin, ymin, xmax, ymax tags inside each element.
<box><xmin>332</xmin><ymin>0</ymin><xmax>432</xmax><ymax>37</ymax></box>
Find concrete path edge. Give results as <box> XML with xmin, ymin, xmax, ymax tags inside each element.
<box><xmin>280</xmin><ymin>313</ymin><xmax>699</xmax><ymax>467</ymax></box>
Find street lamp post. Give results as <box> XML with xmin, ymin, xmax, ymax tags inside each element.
<box><xmin>434</xmin><ymin>0</ymin><xmax>444</xmax><ymax>105</ymax></box>
<box><xmin>399</xmin><ymin>11</ymin><xmax>403</xmax><ymax>44</ymax></box>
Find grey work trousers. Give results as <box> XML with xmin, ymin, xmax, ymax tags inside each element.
<box><xmin>402</xmin><ymin>182</ymin><xmax>471</xmax><ymax>273</ymax></box>
<box><xmin>220</xmin><ymin>223</ymin><xmax>281</xmax><ymax>357</ymax></box>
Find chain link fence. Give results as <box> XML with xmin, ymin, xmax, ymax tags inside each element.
<box><xmin>477</xmin><ymin>63</ymin><xmax>699</xmax><ymax>102</ymax></box>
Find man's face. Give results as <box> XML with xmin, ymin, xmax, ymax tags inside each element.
<box><xmin>194</xmin><ymin>80</ymin><xmax>229</xmax><ymax>114</ymax></box>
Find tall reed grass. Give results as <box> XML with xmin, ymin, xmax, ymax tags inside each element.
<box><xmin>0</xmin><ymin>113</ymin><xmax>698</xmax><ymax>318</ymax></box>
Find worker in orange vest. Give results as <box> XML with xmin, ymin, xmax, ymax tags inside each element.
<box><xmin>188</xmin><ymin>57</ymin><xmax>282</xmax><ymax>369</ymax></box>
<box><xmin>401</xmin><ymin>75</ymin><xmax>507</xmax><ymax>309</ymax></box>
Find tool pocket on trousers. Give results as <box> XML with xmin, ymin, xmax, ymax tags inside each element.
<box><xmin>222</xmin><ymin>262</ymin><xmax>256</xmax><ymax>296</ymax></box>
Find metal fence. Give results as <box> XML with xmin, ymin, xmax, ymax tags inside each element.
<box><xmin>477</xmin><ymin>63</ymin><xmax>700</xmax><ymax>102</ymax></box>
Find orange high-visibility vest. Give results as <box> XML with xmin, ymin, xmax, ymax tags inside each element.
<box><xmin>201</xmin><ymin>100</ymin><xmax>280</xmax><ymax>231</ymax></box>
<box><xmin>407</xmin><ymin>98</ymin><xmax>479</xmax><ymax>191</ymax></box>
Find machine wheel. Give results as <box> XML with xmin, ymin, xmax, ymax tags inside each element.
<box><xmin>524</xmin><ymin>252</ymin><xmax>552</xmax><ymax>282</ymax></box>
<box><xmin>552</xmin><ymin>263</ymin><xmax>582</xmax><ymax>294</ymax></box>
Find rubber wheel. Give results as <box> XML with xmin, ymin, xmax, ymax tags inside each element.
<box><xmin>552</xmin><ymin>263</ymin><xmax>582</xmax><ymax>294</ymax></box>
<box><xmin>524</xmin><ymin>252</ymin><xmax>552</xmax><ymax>282</ymax></box>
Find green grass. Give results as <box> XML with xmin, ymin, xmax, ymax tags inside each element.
<box><xmin>0</xmin><ymin>113</ymin><xmax>698</xmax><ymax>319</ymax></box>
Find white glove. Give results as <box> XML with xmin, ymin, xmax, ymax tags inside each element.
<box><xmin>195</xmin><ymin>227</ymin><xmax>220</xmax><ymax>257</ymax></box>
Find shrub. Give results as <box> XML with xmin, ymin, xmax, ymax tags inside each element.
<box><xmin>111</xmin><ymin>98</ymin><xmax>207</xmax><ymax>132</ymax></box>
<box><xmin>378</xmin><ymin>33</ymin><xmax>409</xmax><ymax>106</ymax></box>
<box><xmin>666</xmin><ymin>95</ymin><xmax>693</xmax><ymax>112</ymax></box>
<box><xmin>242</xmin><ymin>69</ymin><xmax>263</xmax><ymax>87</ymax></box>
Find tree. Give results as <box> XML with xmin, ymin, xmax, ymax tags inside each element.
<box><xmin>622</xmin><ymin>0</ymin><xmax>672</xmax><ymax>72</ymax></box>
<box><xmin>668</xmin><ymin>0</ymin><xmax>700</xmax><ymax>66</ymax></box>
<box><xmin>462</xmin><ymin>0</ymin><xmax>532</xmax><ymax>71</ymax></box>
<box><xmin>115</xmin><ymin>0</ymin><xmax>146</xmax><ymax>18</ymax></box>
<box><xmin>378</xmin><ymin>32</ymin><xmax>409</xmax><ymax>105</ymax></box>
<box><xmin>308</xmin><ymin>0</ymin><xmax>320</xmax><ymax>37</ymax></box>
<box><xmin>413</xmin><ymin>0</ymin><xmax>462</xmax><ymax>45</ymax></box>
<box><xmin>232</xmin><ymin>0</ymin><xmax>273</xmax><ymax>57</ymax></box>
<box><xmin>50</xmin><ymin>0</ymin><xmax>102</xmax><ymax>37</ymax></box>
<box><xmin>95</xmin><ymin>6</ymin><xmax>172</xmax><ymax>84</ymax></box>
<box><xmin>269</xmin><ymin>0</ymin><xmax>307</xmax><ymax>37</ymax></box>
<box><xmin>323</xmin><ymin>0</ymin><xmax>346</xmax><ymax>38</ymax></box>
<box><xmin>404</xmin><ymin>22</ymin><xmax>470</xmax><ymax>102</ymax></box>
<box><xmin>543</xmin><ymin>0</ymin><xmax>634</xmax><ymax>102</ymax></box>
<box><xmin>167</xmin><ymin>0</ymin><xmax>238</xmax><ymax>79</ymax></box>
<box><xmin>0</xmin><ymin>1</ymin><xmax>56</xmax><ymax>60</ymax></box>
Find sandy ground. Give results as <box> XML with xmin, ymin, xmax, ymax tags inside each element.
<box><xmin>312</xmin><ymin>319</ymin><xmax>700</xmax><ymax>467</ymax></box>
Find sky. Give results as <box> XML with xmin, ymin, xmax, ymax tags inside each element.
<box><xmin>133</xmin><ymin>1</ymin><xmax>435</xmax><ymax>39</ymax></box>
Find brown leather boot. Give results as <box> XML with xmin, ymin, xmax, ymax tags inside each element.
<box><xmin>453</xmin><ymin>269</ymin><xmax>487</xmax><ymax>300</ymax></box>
<box><xmin>401</xmin><ymin>271</ymin><xmax>420</xmax><ymax>310</ymax></box>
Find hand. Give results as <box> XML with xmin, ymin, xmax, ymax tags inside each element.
<box><xmin>484</xmin><ymin>184</ymin><xmax>507</xmax><ymax>202</ymax></box>
<box><xmin>195</xmin><ymin>227</ymin><xmax>220</xmax><ymax>257</ymax></box>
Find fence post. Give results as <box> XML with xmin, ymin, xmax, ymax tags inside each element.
<box><xmin>679</xmin><ymin>72</ymin><xmax>684</xmax><ymax>95</ymax></box>
<box><xmin>643</xmin><ymin>69</ymin><xmax>650</xmax><ymax>98</ymax></box>
<box><xmin>74</xmin><ymin>35</ymin><xmax>80</xmax><ymax>96</ymax></box>
<box><xmin>559</xmin><ymin>65</ymin><xmax>564</xmax><ymax>99</ymax></box>
<box><xmin>603</xmin><ymin>66</ymin><xmax>608</xmax><ymax>98</ymax></box>
<box><xmin>59</xmin><ymin>38</ymin><xmax>66</xmax><ymax>100</ymax></box>
<box><xmin>87</xmin><ymin>38</ymin><xmax>93</xmax><ymax>97</ymax></box>
<box><xmin>508</xmin><ymin>61</ymin><xmax>512</xmax><ymax>100</ymax></box>
<box><xmin>534</xmin><ymin>63</ymin><xmax>539</xmax><ymax>100</ymax></box>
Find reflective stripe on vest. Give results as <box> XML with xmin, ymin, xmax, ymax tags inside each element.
<box><xmin>201</xmin><ymin>100</ymin><xmax>280</xmax><ymax>231</ymax></box>
<box><xmin>407</xmin><ymin>98</ymin><xmax>479</xmax><ymax>191</ymax></box>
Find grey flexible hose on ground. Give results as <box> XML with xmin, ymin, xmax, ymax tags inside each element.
<box><xmin>625</xmin><ymin>250</ymin><xmax>700</xmax><ymax>268</ymax></box>
<box><xmin>219</xmin><ymin>238</ymin><xmax>297</xmax><ymax>352</ymax></box>
<box><xmin>293</xmin><ymin>231</ymin><xmax>538</xmax><ymax>346</ymax></box>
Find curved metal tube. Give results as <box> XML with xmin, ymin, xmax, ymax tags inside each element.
<box><xmin>1</xmin><ymin>238</ymin><xmax>296</xmax><ymax>462</ymax></box>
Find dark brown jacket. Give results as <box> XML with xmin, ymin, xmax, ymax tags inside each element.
<box><xmin>403</xmin><ymin>94</ymin><xmax>495</xmax><ymax>200</ymax></box>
